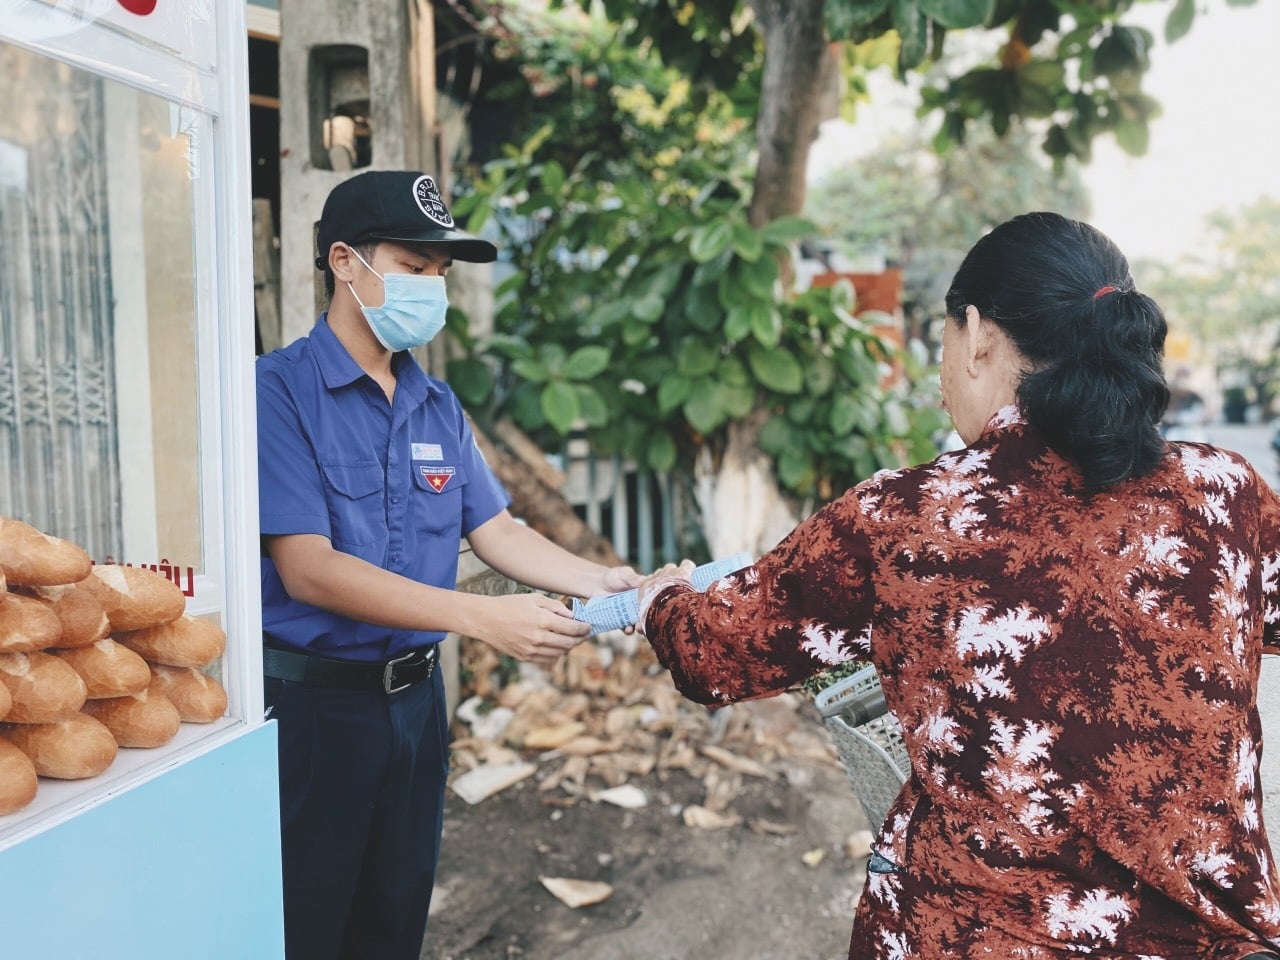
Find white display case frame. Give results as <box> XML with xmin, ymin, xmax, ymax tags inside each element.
<box><xmin>0</xmin><ymin>1</ymin><xmax>262</xmax><ymax>850</ymax></box>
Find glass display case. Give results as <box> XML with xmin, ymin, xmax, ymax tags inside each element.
<box><xmin>0</xmin><ymin>8</ymin><xmax>279</xmax><ymax>955</ymax></box>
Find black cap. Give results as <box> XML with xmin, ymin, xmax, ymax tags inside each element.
<box><xmin>314</xmin><ymin>170</ymin><xmax>497</xmax><ymax>269</ymax></box>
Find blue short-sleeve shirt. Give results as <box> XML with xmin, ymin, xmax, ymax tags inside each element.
<box><xmin>257</xmin><ymin>316</ymin><xmax>510</xmax><ymax>661</ymax></box>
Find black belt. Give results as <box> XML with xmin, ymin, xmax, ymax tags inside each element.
<box><xmin>263</xmin><ymin>644</ymin><xmax>439</xmax><ymax>695</ymax></box>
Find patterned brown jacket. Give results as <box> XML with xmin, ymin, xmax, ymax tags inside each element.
<box><xmin>645</xmin><ymin>407</ymin><xmax>1280</xmax><ymax>959</ymax></box>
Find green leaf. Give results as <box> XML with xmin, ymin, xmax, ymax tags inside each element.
<box><xmin>511</xmin><ymin>357</ymin><xmax>550</xmax><ymax>383</ymax></box>
<box><xmin>692</xmin><ymin>248</ymin><xmax>734</xmax><ymax>288</ymax></box>
<box><xmin>541</xmin><ymin>381</ymin><xmax>581</xmax><ymax>435</ymax></box>
<box><xmin>647</xmin><ymin>431</ymin><xmax>677</xmax><ymax>472</ymax></box>
<box><xmin>747</xmin><ymin>344</ymin><xmax>804</xmax><ymax>395</ymax></box>
<box><xmin>541</xmin><ymin>159</ymin><xmax>566</xmax><ymax>195</ymax></box>
<box><xmin>689</xmin><ymin>221</ymin><xmax>735</xmax><ymax>263</ymax></box>
<box><xmin>807</xmin><ymin>354</ymin><xmax>836</xmax><ymax>397</ymax></box>
<box><xmin>759</xmin><ymin>216</ymin><xmax>816</xmax><ymax>247</ymax></box>
<box><xmin>825</xmin><ymin>0</ymin><xmax>892</xmax><ymax>35</ymax></box>
<box><xmin>731</xmin><ymin>223</ymin><xmax>764</xmax><ymax>262</ymax></box>
<box><xmin>894</xmin><ymin>0</ymin><xmax>929</xmax><ymax>70</ymax></box>
<box><xmin>587</xmin><ymin>300</ymin><xmax>634</xmax><ymax>329</ymax></box>
<box><xmin>1164</xmin><ymin>0</ymin><xmax>1194</xmax><ymax>41</ymax></box>
<box><xmin>883</xmin><ymin>399</ymin><xmax>911</xmax><ymax>435</ymax></box>
<box><xmin>565</xmin><ymin>345</ymin><xmax>611</xmax><ymax>380</ymax></box>
<box><xmin>684</xmin><ymin>282</ymin><xmax>720</xmax><ymax>330</ymax></box>
<box><xmin>657</xmin><ymin>372</ymin><xmax>692</xmax><ymax>414</ymax></box>
<box><xmin>483</xmin><ymin>333</ymin><xmax>534</xmax><ymax>360</ymax></box>
<box><xmin>507</xmin><ymin>381</ymin><xmax>546</xmax><ymax>431</ymax></box>
<box><xmin>622</xmin><ymin>323</ymin><xmax>652</xmax><ymax>347</ymax></box>
<box><xmin>540</xmin><ymin>343</ymin><xmax>568</xmax><ymax>377</ymax></box>
<box><xmin>575</xmin><ymin>384</ymin><xmax>609</xmax><ymax>427</ymax></box>
<box><xmin>719</xmin><ymin>382</ymin><xmax>756</xmax><ymax>418</ymax></box>
<box><xmin>725</xmin><ymin>304</ymin><xmax>753</xmax><ymax>342</ymax></box>
<box><xmin>1115</xmin><ymin>118</ymin><xmax>1149</xmax><ymax>156</ymax></box>
<box><xmin>683</xmin><ymin>379</ymin><xmax>726</xmax><ymax>435</ymax></box>
<box><xmin>631</xmin><ymin>294</ymin><xmax>666</xmax><ymax>323</ymax></box>
<box><xmin>778</xmin><ymin>450</ymin><xmax>815</xmax><ymax>492</ymax></box>
<box><xmin>750</xmin><ymin>305</ymin><xmax>783</xmax><ymax>348</ymax></box>
<box><xmin>918</xmin><ymin>0</ymin><xmax>991</xmax><ymax>28</ymax></box>
<box><xmin>830</xmin><ymin>394</ymin><xmax>860</xmax><ymax>436</ymax></box>
<box><xmin>759</xmin><ymin>415</ymin><xmax>792</xmax><ymax>455</ymax></box>
<box><xmin>445</xmin><ymin>358</ymin><xmax>493</xmax><ymax>407</ymax></box>
<box><xmin>739</xmin><ymin>256</ymin><xmax>779</xmax><ymax>300</ymax></box>
<box><xmin>677</xmin><ymin>338</ymin><xmax>721</xmax><ymax>377</ymax></box>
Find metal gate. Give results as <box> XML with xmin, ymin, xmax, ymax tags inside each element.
<box><xmin>0</xmin><ymin>54</ymin><xmax>120</xmax><ymax>560</ymax></box>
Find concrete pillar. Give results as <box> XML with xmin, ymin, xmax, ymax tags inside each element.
<box><xmin>278</xmin><ymin>0</ymin><xmax>438</xmax><ymax>342</ymax></box>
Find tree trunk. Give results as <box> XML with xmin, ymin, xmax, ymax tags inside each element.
<box><xmin>746</xmin><ymin>0</ymin><xmax>840</xmax><ymax>227</ymax></box>
<box><xmin>468</xmin><ymin>418</ymin><xmax>626</xmax><ymax>567</ymax></box>
<box><xmin>693</xmin><ymin>410</ymin><xmax>802</xmax><ymax>560</ymax></box>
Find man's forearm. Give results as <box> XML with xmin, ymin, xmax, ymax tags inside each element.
<box><xmin>469</xmin><ymin>517</ymin><xmax>610</xmax><ymax>598</ymax></box>
<box><xmin>271</xmin><ymin>537</ymin><xmax>485</xmax><ymax>637</ymax></box>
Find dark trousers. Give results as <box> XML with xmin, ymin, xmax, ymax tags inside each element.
<box><xmin>266</xmin><ymin>668</ymin><xmax>450</xmax><ymax>960</ymax></box>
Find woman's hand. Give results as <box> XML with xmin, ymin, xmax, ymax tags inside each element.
<box><xmin>635</xmin><ymin>560</ymin><xmax>696</xmax><ymax>634</ymax></box>
<box><xmin>595</xmin><ymin>565</ymin><xmax>644</xmax><ymax>596</ymax></box>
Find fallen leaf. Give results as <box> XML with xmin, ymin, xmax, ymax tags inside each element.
<box><xmin>681</xmin><ymin>804</ymin><xmax>742</xmax><ymax>830</ymax></box>
<box><xmin>523</xmin><ymin>721</ymin><xmax>587</xmax><ymax>750</ymax></box>
<box><xmin>539</xmin><ymin>876</ymin><xmax>613</xmax><ymax>908</ymax></box>
<box><xmin>748</xmin><ymin>818</ymin><xmax>799</xmax><ymax>837</ymax></box>
<box><xmin>596</xmin><ymin>784</ymin><xmax>647</xmax><ymax>809</ymax></box>
<box><xmin>801</xmin><ymin>848</ymin><xmax>826</xmax><ymax>868</ymax></box>
<box><xmin>450</xmin><ymin>762</ymin><xmax>536</xmax><ymax>804</ymax></box>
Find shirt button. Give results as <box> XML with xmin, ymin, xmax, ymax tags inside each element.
<box><xmin>391</xmin><ymin>496</ymin><xmax>400</xmax><ymax>504</ymax></box>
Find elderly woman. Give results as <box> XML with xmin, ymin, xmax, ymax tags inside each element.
<box><xmin>638</xmin><ymin>213</ymin><xmax>1280</xmax><ymax>959</ymax></box>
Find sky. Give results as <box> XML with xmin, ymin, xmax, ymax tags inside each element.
<box><xmin>809</xmin><ymin>0</ymin><xmax>1280</xmax><ymax>265</ymax></box>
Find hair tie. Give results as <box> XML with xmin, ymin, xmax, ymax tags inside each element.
<box><xmin>1093</xmin><ymin>285</ymin><xmax>1118</xmax><ymax>300</ymax></box>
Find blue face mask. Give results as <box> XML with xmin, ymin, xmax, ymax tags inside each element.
<box><xmin>347</xmin><ymin>249</ymin><xmax>449</xmax><ymax>351</ymax></box>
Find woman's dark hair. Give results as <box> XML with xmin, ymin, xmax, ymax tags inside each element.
<box><xmin>944</xmin><ymin>212</ymin><xmax>1170</xmax><ymax>491</ymax></box>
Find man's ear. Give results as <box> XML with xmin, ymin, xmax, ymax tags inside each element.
<box><xmin>329</xmin><ymin>243</ymin><xmax>357</xmax><ymax>285</ymax></box>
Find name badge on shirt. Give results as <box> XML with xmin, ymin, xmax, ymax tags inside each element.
<box><xmin>420</xmin><ymin>465</ymin><xmax>455</xmax><ymax>493</ymax></box>
<box><xmin>412</xmin><ymin>442</ymin><xmax>444</xmax><ymax>461</ymax></box>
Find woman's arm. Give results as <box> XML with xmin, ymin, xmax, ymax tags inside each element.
<box><xmin>639</xmin><ymin>491</ymin><xmax>877</xmax><ymax>705</ymax></box>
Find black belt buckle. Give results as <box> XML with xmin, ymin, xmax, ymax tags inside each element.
<box><xmin>382</xmin><ymin>647</ymin><xmax>437</xmax><ymax>694</ymax></box>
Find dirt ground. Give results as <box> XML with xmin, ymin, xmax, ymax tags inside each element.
<box><xmin>421</xmin><ymin>650</ymin><xmax>875</xmax><ymax>960</ymax></box>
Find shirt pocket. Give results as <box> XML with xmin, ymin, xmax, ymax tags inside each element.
<box><xmin>412</xmin><ymin>462</ymin><xmax>469</xmax><ymax>538</ymax></box>
<box><xmin>320</xmin><ymin>459</ymin><xmax>385</xmax><ymax>549</ymax></box>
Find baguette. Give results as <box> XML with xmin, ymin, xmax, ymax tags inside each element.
<box><xmin>0</xmin><ymin>738</ymin><xmax>38</xmax><ymax>813</ymax></box>
<box><xmin>0</xmin><ymin>651</ymin><xmax>88</xmax><ymax>723</ymax></box>
<box><xmin>0</xmin><ymin>594</ymin><xmax>62</xmax><ymax>653</ymax></box>
<box><xmin>2</xmin><ymin>713</ymin><xmax>117</xmax><ymax>779</ymax></box>
<box><xmin>149</xmin><ymin>665</ymin><xmax>227</xmax><ymax>723</ymax></box>
<box><xmin>0</xmin><ymin>518</ymin><xmax>92</xmax><ymax>587</ymax></box>
<box><xmin>30</xmin><ymin>583</ymin><xmax>110</xmax><ymax>648</ymax></box>
<box><xmin>82</xmin><ymin>564</ymin><xmax>185</xmax><ymax>632</ymax></box>
<box><xmin>82</xmin><ymin>688</ymin><xmax>181</xmax><ymax>748</ymax></box>
<box><xmin>55</xmin><ymin>639</ymin><xmax>151</xmax><ymax>699</ymax></box>
<box><xmin>116</xmin><ymin>614</ymin><xmax>225</xmax><ymax>669</ymax></box>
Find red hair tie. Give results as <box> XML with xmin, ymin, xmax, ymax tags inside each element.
<box><xmin>1093</xmin><ymin>285</ymin><xmax>1118</xmax><ymax>299</ymax></box>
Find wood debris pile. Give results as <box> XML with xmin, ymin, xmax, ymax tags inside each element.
<box><xmin>448</xmin><ymin>635</ymin><xmax>842</xmax><ymax>822</ymax></box>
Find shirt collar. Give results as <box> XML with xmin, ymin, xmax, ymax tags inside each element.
<box><xmin>977</xmin><ymin>404</ymin><xmax>1026</xmax><ymax>442</ymax></box>
<box><xmin>311</xmin><ymin>314</ymin><xmax>443</xmax><ymax>402</ymax></box>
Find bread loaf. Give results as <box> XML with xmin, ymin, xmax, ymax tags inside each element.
<box><xmin>3</xmin><ymin>713</ymin><xmax>117</xmax><ymax>779</ymax></box>
<box><xmin>55</xmin><ymin>639</ymin><xmax>150</xmax><ymax>699</ymax></box>
<box><xmin>30</xmin><ymin>583</ymin><xmax>110</xmax><ymax>648</ymax></box>
<box><xmin>0</xmin><ymin>651</ymin><xmax>88</xmax><ymax>723</ymax></box>
<box><xmin>116</xmin><ymin>614</ymin><xmax>225</xmax><ymax>669</ymax></box>
<box><xmin>0</xmin><ymin>738</ymin><xmax>38</xmax><ymax>813</ymax></box>
<box><xmin>82</xmin><ymin>688</ymin><xmax>181</xmax><ymax>748</ymax></box>
<box><xmin>0</xmin><ymin>518</ymin><xmax>91</xmax><ymax>587</ymax></box>
<box><xmin>149</xmin><ymin>665</ymin><xmax>227</xmax><ymax>723</ymax></box>
<box><xmin>0</xmin><ymin>594</ymin><xmax>61</xmax><ymax>653</ymax></box>
<box><xmin>82</xmin><ymin>564</ymin><xmax>185</xmax><ymax>632</ymax></box>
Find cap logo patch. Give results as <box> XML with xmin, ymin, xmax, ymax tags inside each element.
<box><xmin>412</xmin><ymin>175</ymin><xmax>454</xmax><ymax>229</ymax></box>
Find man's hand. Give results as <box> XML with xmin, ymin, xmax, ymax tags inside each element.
<box><xmin>474</xmin><ymin>593</ymin><xmax>591</xmax><ymax>668</ymax></box>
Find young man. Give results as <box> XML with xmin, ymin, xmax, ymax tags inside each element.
<box><xmin>256</xmin><ymin>170</ymin><xmax>641</xmax><ymax>960</ymax></box>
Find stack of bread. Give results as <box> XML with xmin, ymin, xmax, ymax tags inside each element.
<box><xmin>0</xmin><ymin>517</ymin><xmax>228</xmax><ymax>818</ymax></box>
